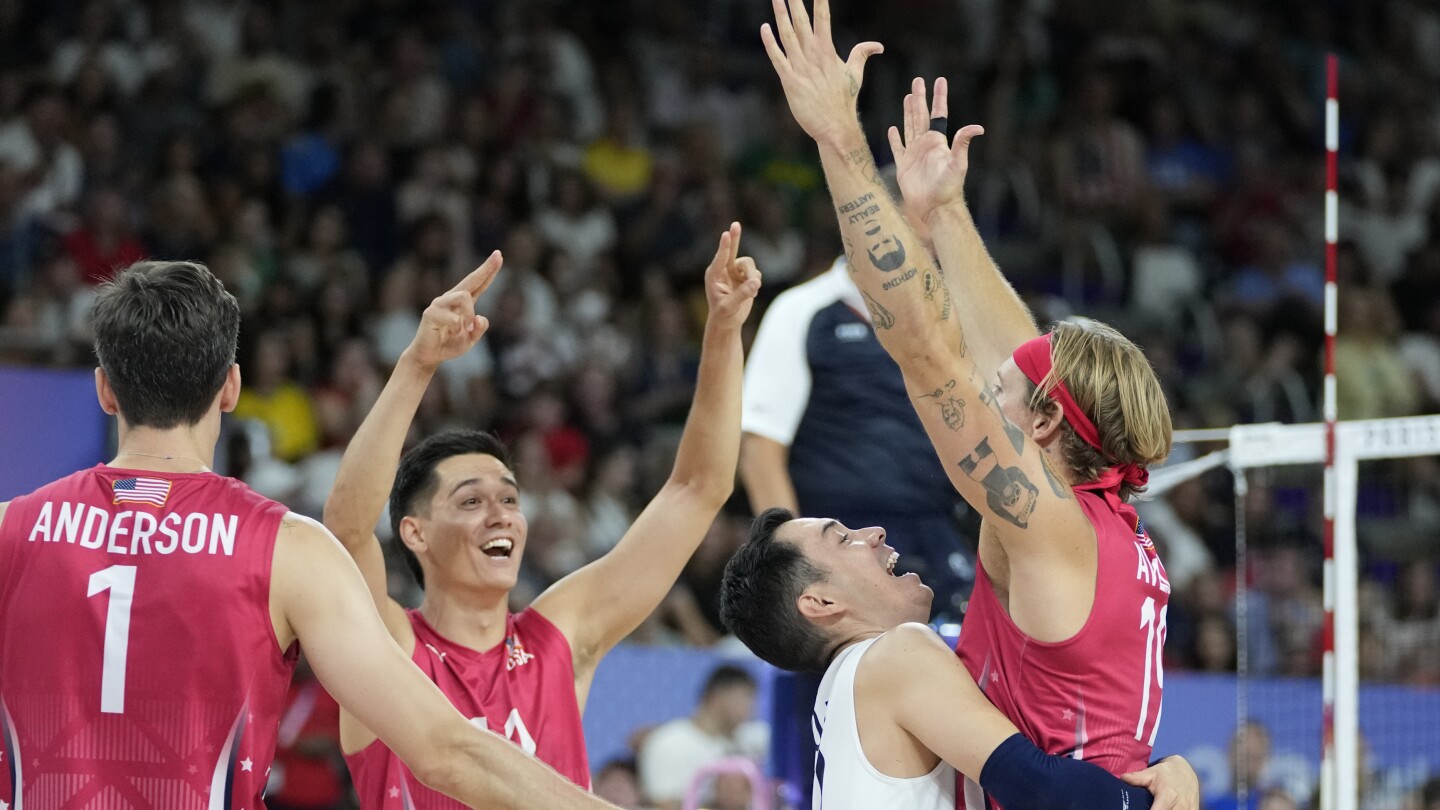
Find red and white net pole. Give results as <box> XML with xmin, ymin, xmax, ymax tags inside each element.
<box><xmin>1320</xmin><ymin>52</ymin><xmax>1355</xmax><ymax>810</ymax></box>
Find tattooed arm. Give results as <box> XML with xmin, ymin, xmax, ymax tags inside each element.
<box><xmin>762</xmin><ymin>0</ymin><xmax>1095</xmax><ymax>635</ymax></box>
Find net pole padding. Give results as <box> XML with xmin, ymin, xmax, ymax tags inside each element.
<box><xmin>1322</xmin><ymin>51</ymin><xmax>1342</xmax><ymax>810</ymax></box>
<box><xmin>1333</xmin><ymin>455</ymin><xmax>1360</xmax><ymax>810</ymax></box>
<box><xmin>1231</xmin><ymin>465</ymin><xmax>1252</xmax><ymax>808</ymax></box>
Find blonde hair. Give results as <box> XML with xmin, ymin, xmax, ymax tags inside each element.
<box><xmin>1025</xmin><ymin>320</ymin><xmax>1173</xmax><ymax>498</ymax></box>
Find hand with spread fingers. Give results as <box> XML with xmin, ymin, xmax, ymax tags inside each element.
<box><xmin>405</xmin><ymin>249</ymin><xmax>503</xmax><ymax>372</ymax></box>
<box><xmin>1122</xmin><ymin>755</ymin><xmax>1201</xmax><ymax>810</ymax></box>
<box><xmin>704</xmin><ymin>222</ymin><xmax>763</xmax><ymax>329</ymax></box>
<box><xmin>760</xmin><ymin>0</ymin><xmax>884</xmax><ymax>148</ymax></box>
<box><xmin>888</xmin><ymin>77</ymin><xmax>986</xmax><ymax>226</ymax></box>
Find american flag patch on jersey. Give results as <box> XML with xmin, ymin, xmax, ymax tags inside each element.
<box><xmin>112</xmin><ymin>476</ymin><xmax>172</xmax><ymax>507</ymax></box>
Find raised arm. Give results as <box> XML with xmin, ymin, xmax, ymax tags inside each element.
<box><xmin>890</xmin><ymin>77</ymin><xmax>1039</xmax><ymax>376</ymax></box>
<box><xmin>533</xmin><ymin>224</ymin><xmax>759</xmax><ymax>673</ymax></box>
<box><xmin>761</xmin><ymin>0</ymin><xmax>1088</xmax><ymax>577</ymax></box>
<box><xmin>322</xmin><ymin>252</ymin><xmax>504</xmax><ymax>642</ymax></box>
<box><xmin>866</xmin><ymin>625</ymin><xmax>1195</xmax><ymax>810</ymax></box>
<box><xmin>271</xmin><ymin>515</ymin><xmax>618</xmax><ymax>810</ymax></box>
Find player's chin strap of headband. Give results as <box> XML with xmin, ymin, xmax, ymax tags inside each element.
<box><xmin>1012</xmin><ymin>333</ymin><xmax>1147</xmax><ymax>529</ymax></box>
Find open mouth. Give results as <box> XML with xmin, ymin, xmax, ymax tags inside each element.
<box><xmin>481</xmin><ymin>538</ymin><xmax>514</xmax><ymax>559</ymax></box>
<box><xmin>885</xmin><ymin>551</ymin><xmax>898</xmax><ymax>576</ymax></box>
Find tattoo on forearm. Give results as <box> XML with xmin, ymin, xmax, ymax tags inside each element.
<box><xmin>918</xmin><ymin>379</ymin><xmax>965</xmax><ymax>430</ymax></box>
<box><xmin>1040</xmin><ymin>453</ymin><xmax>1071</xmax><ymax>499</ymax></box>
<box><xmin>958</xmin><ymin>437</ymin><xmax>1039</xmax><ymax>529</ymax></box>
<box><xmin>861</xmin><ymin>220</ymin><xmax>909</xmax><ymax>274</ymax></box>
<box><xmin>862</xmin><ymin>291</ymin><xmax>895</xmax><ymax>329</ymax></box>
<box><xmin>843</xmin><ymin>147</ymin><xmax>884</xmax><ymax>186</ymax></box>
<box><xmin>923</xmin><ymin>270</ymin><xmax>952</xmax><ymax>321</ymax></box>
<box><xmin>849</xmin><ymin>72</ymin><xmax>860</xmax><ymax>98</ymax></box>
<box><xmin>980</xmin><ymin>385</ymin><xmax>1027</xmax><ymax>454</ymax></box>
<box><xmin>838</xmin><ymin>192</ymin><xmax>882</xmax><ymax>225</ymax></box>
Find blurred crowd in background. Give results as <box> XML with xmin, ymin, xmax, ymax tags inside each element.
<box><xmin>0</xmin><ymin>0</ymin><xmax>1437</xmax><ymax>785</ymax></box>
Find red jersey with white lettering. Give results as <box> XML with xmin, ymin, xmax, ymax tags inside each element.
<box><xmin>345</xmin><ymin>607</ymin><xmax>590</xmax><ymax>808</ymax></box>
<box><xmin>956</xmin><ymin>490</ymin><xmax>1169</xmax><ymax>809</ymax></box>
<box><xmin>0</xmin><ymin>465</ymin><xmax>296</xmax><ymax>809</ymax></box>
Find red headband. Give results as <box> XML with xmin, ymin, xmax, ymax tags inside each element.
<box><xmin>1012</xmin><ymin>334</ymin><xmax>1103</xmax><ymax>450</ymax></box>
<box><xmin>1012</xmin><ymin>334</ymin><xmax>1148</xmax><ymax>524</ymax></box>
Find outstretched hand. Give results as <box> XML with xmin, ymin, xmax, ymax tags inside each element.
<box><xmin>704</xmin><ymin>222</ymin><xmax>762</xmax><ymax>327</ymax></box>
<box><xmin>1121</xmin><ymin>755</ymin><xmax>1201</xmax><ymax>810</ymax></box>
<box><xmin>760</xmin><ymin>0</ymin><xmax>883</xmax><ymax>147</ymax></box>
<box><xmin>406</xmin><ymin>250</ymin><xmax>503</xmax><ymax>371</ymax></box>
<box><xmin>887</xmin><ymin>77</ymin><xmax>985</xmax><ymax>224</ymax></box>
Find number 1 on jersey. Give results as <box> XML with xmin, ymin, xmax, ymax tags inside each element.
<box><xmin>1135</xmin><ymin>596</ymin><xmax>1167</xmax><ymax>744</ymax></box>
<box><xmin>88</xmin><ymin>565</ymin><xmax>136</xmax><ymax>714</ymax></box>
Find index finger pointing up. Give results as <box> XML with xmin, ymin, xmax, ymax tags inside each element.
<box><xmin>451</xmin><ymin>250</ymin><xmax>503</xmax><ymax>298</ymax></box>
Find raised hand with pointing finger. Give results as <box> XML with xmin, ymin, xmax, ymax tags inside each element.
<box><xmin>704</xmin><ymin>222</ymin><xmax>762</xmax><ymax>330</ymax></box>
<box><xmin>404</xmin><ymin>249</ymin><xmax>503</xmax><ymax>373</ymax></box>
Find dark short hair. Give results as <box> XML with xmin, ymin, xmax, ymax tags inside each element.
<box><xmin>719</xmin><ymin>508</ymin><xmax>834</xmax><ymax>673</ymax></box>
<box><xmin>701</xmin><ymin>664</ymin><xmax>756</xmax><ymax>700</ymax></box>
<box><xmin>389</xmin><ymin>430</ymin><xmax>513</xmax><ymax>588</ymax></box>
<box><xmin>90</xmin><ymin>260</ymin><xmax>240</xmax><ymax>429</ymax></box>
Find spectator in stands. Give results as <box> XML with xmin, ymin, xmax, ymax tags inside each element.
<box><xmin>1208</xmin><ymin>721</ymin><xmax>1274</xmax><ymax>810</ymax></box>
<box><xmin>63</xmin><ymin>185</ymin><xmax>146</xmax><ymax>285</ymax></box>
<box><xmin>637</xmin><ymin>664</ymin><xmax>767</xmax><ymax>810</ymax></box>
<box><xmin>593</xmin><ymin>759</ymin><xmax>647</xmax><ymax>810</ymax></box>
<box><xmin>234</xmin><ymin>328</ymin><xmax>321</xmax><ymax>463</ymax></box>
<box><xmin>1334</xmin><ymin>285</ymin><xmax>1421</xmax><ymax>420</ymax></box>
<box><xmin>0</xmin><ymin>83</ymin><xmax>83</xmax><ymax>219</ymax></box>
<box><xmin>1383</xmin><ymin>561</ymin><xmax>1440</xmax><ymax>685</ymax></box>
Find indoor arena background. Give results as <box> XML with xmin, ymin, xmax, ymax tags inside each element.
<box><xmin>1</xmin><ymin>0</ymin><xmax>1438</xmax><ymax>808</ymax></box>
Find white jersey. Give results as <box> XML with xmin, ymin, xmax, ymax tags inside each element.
<box><xmin>812</xmin><ymin>636</ymin><xmax>957</xmax><ymax>809</ymax></box>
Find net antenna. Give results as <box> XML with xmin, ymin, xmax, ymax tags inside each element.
<box><xmin>1321</xmin><ymin>51</ymin><xmax>1341</xmax><ymax>810</ymax></box>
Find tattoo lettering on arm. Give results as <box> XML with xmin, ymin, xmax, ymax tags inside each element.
<box><xmin>862</xmin><ymin>291</ymin><xmax>895</xmax><ymax>330</ymax></box>
<box><xmin>979</xmin><ymin>385</ymin><xmax>1027</xmax><ymax>454</ymax></box>
<box><xmin>1039</xmin><ymin>453</ymin><xmax>1071</xmax><ymax>499</ymax></box>
<box><xmin>843</xmin><ymin>147</ymin><xmax>884</xmax><ymax>186</ymax></box>
<box><xmin>922</xmin><ymin>270</ymin><xmax>952</xmax><ymax>321</ymax></box>
<box><xmin>838</xmin><ymin>192</ymin><xmax>882</xmax><ymax>225</ymax></box>
<box><xmin>958</xmin><ymin>437</ymin><xmax>1039</xmax><ymax>529</ymax></box>
<box><xmin>917</xmin><ymin>379</ymin><xmax>965</xmax><ymax>431</ymax></box>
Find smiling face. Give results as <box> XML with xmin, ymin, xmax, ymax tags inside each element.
<box><xmin>778</xmin><ymin>517</ymin><xmax>933</xmax><ymax>630</ymax></box>
<box><xmin>401</xmin><ymin>453</ymin><xmax>528</xmax><ymax>595</ymax></box>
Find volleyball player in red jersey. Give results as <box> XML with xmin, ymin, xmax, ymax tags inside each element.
<box><xmin>322</xmin><ymin>225</ymin><xmax>759</xmax><ymax>808</ymax></box>
<box><xmin>759</xmin><ymin>2</ymin><xmax>1192</xmax><ymax>807</ymax></box>
<box><xmin>0</xmin><ymin>259</ymin><xmax>618</xmax><ymax>809</ymax></box>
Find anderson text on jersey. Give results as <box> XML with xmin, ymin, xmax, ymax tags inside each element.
<box><xmin>26</xmin><ymin>501</ymin><xmax>238</xmax><ymax>556</ymax></box>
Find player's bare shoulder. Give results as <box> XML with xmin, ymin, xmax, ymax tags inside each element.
<box><xmin>0</xmin><ymin>500</ymin><xmax>9</xmax><ymax>528</ymax></box>
<box><xmin>859</xmin><ymin>622</ymin><xmax>957</xmax><ymax>690</ymax></box>
<box><xmin>277</xmin><ymin>512</ymin><xmax>341</xmax><ymax>548</ymax></box>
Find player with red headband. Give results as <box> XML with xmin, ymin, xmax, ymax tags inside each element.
<box><xmin>759</xmin><ymin>1</ymin><xmax>1180</xmax><ymax>806</ymax></box>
